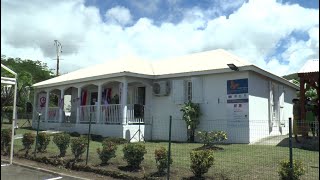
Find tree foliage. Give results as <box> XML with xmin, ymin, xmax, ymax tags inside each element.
<box><xmin>180</xmin><ymin>101</ymin><xmax>201</xmax><ymax>142</ymax></box>
<box><xmin>1</xmin><ymin>55</ymin><xmax>54</xmax><ymax>113</ymax></box>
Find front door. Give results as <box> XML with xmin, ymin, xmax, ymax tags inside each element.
<box><xmin>137</xmin><ymin>87</ymin><xmax>145</xmax><ymax>105</ymax></box>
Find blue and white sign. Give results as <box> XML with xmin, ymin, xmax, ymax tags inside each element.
<box><xmin>227</xmin><ymin>78</ymin><xmax>249</xmax><ymax>121</ymax></box>
<box><xmin>227</xmin><ymin>78</ymin><xmax>248</xmax><ymax>95</ymax></box>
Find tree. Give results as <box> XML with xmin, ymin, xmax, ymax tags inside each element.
<box><xmin>1</xmin><ymin>55</ymin><xmax>54</xmax><ymax>115</ymax></box>
<box><xmin>283</xmin><ymin>74</ymin><xmax>317</xmax><ymax>101</ymax></box>
<box><xmin>180</xmin><ymin>101</ymin><xmax>201</xmax><ymax>142</ymax></box>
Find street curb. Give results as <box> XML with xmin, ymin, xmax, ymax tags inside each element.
<box><xmin>1</xmin><ymin>159</ymin><xmax>90</xmax><ymax>180</ymax></box>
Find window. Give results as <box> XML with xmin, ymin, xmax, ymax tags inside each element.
<box><xmin>186</xmin><ymin>81</ymin><xmax>192</xmax><ymax>101</ymax></box>
<box><xmin>172</xmin><ymin>77</ymin><xmax>203</xmax><ymax>104</ymax></box>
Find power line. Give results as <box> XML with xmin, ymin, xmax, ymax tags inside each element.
<box><xmin>54</xmin><ymin>40</ymin><xmax>62</xmax><ymax>76</ymax></box>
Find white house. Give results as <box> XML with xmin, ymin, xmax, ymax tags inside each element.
<box><xmin>32</xmin><ymin>49</ymin><xmax>298</xmax><ymax>143</ymax></box>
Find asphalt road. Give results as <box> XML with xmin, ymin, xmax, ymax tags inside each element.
<box><xmin>1</xmin><ymin>163</ymin><xmax>80</xmax><ymax>180</ymax></box>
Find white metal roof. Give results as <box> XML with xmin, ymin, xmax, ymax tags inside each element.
<box><xmin>32</xmin><ymin>49</ymin><xmax>298</xmax><ymax>90</ymax></box>
<box><xmin>298</xmin><ymin>59</ymin><xmax>319</xmax><ymax>73</ymax></box>
<box><xmin>33</xmin><ymin>49</ymin><xmax>252</xmax><ymax>87</ymax></box>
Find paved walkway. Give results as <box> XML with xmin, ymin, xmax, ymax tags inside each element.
<box><xmin>252</xmin><ymin>135</ymin><xmax>288</xmax><ymax>145</ymax></box>
<box><xmin>1</xmin><ymin>163</ymin><xmax>79</xmax><ymax>180</ymax></box>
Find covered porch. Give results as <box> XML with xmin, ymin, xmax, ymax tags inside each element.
<box><xmin>32</xmin><ymin>77</ymin><xmax>153</xmax><ymax>126</ymax></box>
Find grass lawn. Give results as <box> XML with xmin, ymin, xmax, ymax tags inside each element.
<box><xmin>1</xmin><ymin>122</ymin><xmax>319</xmax><ymax>179</ymax></box>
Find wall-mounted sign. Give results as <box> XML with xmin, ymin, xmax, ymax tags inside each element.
<box><xmin>227</xmin><ymin>78</ymin><xmax>248</xmax><ymax>95</ymax></box>
<box><xmin>227</xmin><ymin>78</ymin><xmax>249</xmax><ymax>121</ymax></box>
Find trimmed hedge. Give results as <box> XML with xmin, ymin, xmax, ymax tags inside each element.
<box><xmin>97</xmin><ymin>140</ymin><xmax>117</xmax><ymax>165</ymax></box>
<box><xmin>53</xmin><ymin>133</ymin><xmax>70</xmax><ymax>157</ymax></box>
<box><xmin>37</xmin><ymin>132</ymin><xmax>51</xmax><ymax>153</ymax></box>
<box><xmin>190</xmin><ymin>150</ymin><xmax>214</xmax><ymax>178</ymax></box>
<box><xmin>22</xmin><ymin>132</ymin><xmax>36</xmax><ymax>155</ymax></box>
<box><xmin>1</xmin><ymin>128</ymin><xmax>12</xmax><ymax>155</ymax></box>
<box><xmin>71</xmin><ymin>137</ymin><xmax>87</xmax><ymax>160</ymax></box>
<box><xmin>123</xmin><ymin>143</ymin><xmax>147</xmax><ymax>169</ymax></box>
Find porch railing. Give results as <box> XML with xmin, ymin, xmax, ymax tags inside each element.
<box><xmin>79</xmin><ymin>105</ymin><xmax>97</xmax><ymax>123</ymax></box>
<box><xmin>47</xmin><ymin>107</ymin><xmax>59</xmax><ymax>122</ymax></box>
<box><xmin>127</xmin><ymin>104</ymin><xmax>146</xmax><ymax>124</ymax></box>
<box><xmin>101</xmin><ymin>104</ymin><xmax>122</xmax><ymax>124</ymax></box>
<box><xmin>45</xmin><ymin>104</ymin><xmax>150</xmax><ymax>124</ymax></box>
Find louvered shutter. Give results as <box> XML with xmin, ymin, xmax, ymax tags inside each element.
<box><xmin>191</xmin><ymin>77</ymin><xmax>203</xmax><ymax>103</ymax></box>
<box><xmin>279</xmin><ymin>85</ymin><xmax>285</xmax><ymax>126</ymax></box>
<box><xmin>172</xmin><ymin>80</ymin><xmax>185</xmax><ymax>104</ymax></box>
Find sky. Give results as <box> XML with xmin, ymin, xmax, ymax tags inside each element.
<box><xmin>1</xmin><ymin>0</ymin><xmax>319</xmax><ymax>76</ymax></box>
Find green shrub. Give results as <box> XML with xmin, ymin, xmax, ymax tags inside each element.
<box><xmin>53</xmin><ymin>133</ymin><xmax>70</xmax><ymax>157</ymax></box>
<box><xmin>1</xmin><ymin>128</ymin><xmax>12</xmax><ymax>155</ymax></box>
<box><xmin>196</xmin><ymin>131</ymin><xmax>227</xmax><ymax>146</ymax></box>
<box><xmin>104</xmin><ymin>137</ymin><xmax>127</xmax><ymax>144</ymax></box>
<box><xmin>97</xmin><ymin>140</ymin><xmax>118</xmax><ymax>165</ymax></box>
<box><xmin>70</xmin><ymin>132</ymin><xmax>81</xmax><ymax>137</ymax></box>
<box><xmin>37</xmin><ymin>132</ymin><xmax>50</xmax><ymax>153</ymax></box>
<box><xmin>180</xmin><ymin>101</ymin><xmax>201</xmax><ymax>142</ymax></box>
<box><xmin>154</xmin><ymin>147</ymin><xmax>172</xmax><ymax>173</ymax></box>
<box><xmin>71</xmin><ymin>137</ymin><xmax>87</xmax><ymax>160</ymax></box>
<box><xmin>123</xmin><ymin>143</ymin><xmax>147</xmax><ymax>169</ymax></box>
<box><xmin>278</xmin><ymin>159</ymin><xmax>305</xmax><ymax>180</ymax></box>
<box><xmin>190</xmin><ymin>150</ymin><xmax>214</xmax><ymax>178</ymax></box>
<box><xmin>22</xmin><ymin>132</ymin><xmax>36</xmax><ymax>155</ymax></box>
<box><xmin>91</xmin><ymin>134</ymin><xmax>104</xmax><ymax>142</ymax></box>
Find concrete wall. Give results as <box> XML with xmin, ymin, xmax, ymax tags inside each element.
<box><xmin>32</xmin><ymin>122</ymin><xmax>151</xmax><ymax>142</ymax></box>
<box><xmin>151</xmin><ymin>71</ymin><xmax>250</xmax><ymax>143</ymax></box>
<box><xmin>248</xmin><ymin>72</ymin><xmax>296</xmax><ymax>143</ymax></box>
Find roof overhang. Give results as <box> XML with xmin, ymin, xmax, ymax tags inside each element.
<box><xmin>32</xmin><ymin>65</ymin><xmax>299</xmax><ymax>91</ymax></box>
<box><xmin>33</xmin><ymin>71</ymin><xmax>155</xmax><ymax>89</ymax></box>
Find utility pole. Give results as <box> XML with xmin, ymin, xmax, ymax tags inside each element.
<box><xmin>54</xmin><ymin>40</ymin><xmax>62</xmax><ymax>76</ymax></box>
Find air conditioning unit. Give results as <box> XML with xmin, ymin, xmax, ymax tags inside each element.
<box><xmin>153</xmin><ymin>81</ymin><xmax>170</xmax><ymax>96</ymax></box>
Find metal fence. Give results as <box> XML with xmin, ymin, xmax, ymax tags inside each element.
<box><xmin>1</xmin><ymin>113</ymin><xmax>319</xmax><ymax>180</ymax></box>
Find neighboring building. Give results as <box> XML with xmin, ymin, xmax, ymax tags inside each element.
<box><xmin>32</xmin><ymin>49</ymin><xmax>298</xmax><ymax>143</ymax></box>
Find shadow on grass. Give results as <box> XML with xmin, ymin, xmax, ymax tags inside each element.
<box><xmin>193</xmin><ymin>145</ymin><xmax>224</xmax><ymax>151</ymax></box>
<box><xmin>182</xmin><ymin>173</ymin><xmax>230</xmax><ymax>180</ymax></box>
<box><xmin>148</xmin><ymin>171</ymin><xmax>167</xmax><ymax>177</ymax></box>
<box><xmin>18</xmin><ymin>126</ymin><xmax>35</xmax><ymax>130</ymax></box>
<box><xmin>118</xmin><ymin>165</ymin><xmax>142</xmax><ymax>172</ymax></box>
<box><xmin>276</xmin><ymin>137</ymin><xmax>319</xmax><ymax>151</ymax></box>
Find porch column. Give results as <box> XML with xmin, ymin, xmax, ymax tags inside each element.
<box><xmin>33</xmin><ymin>91</ymin><xmax>38</xmax><ymax>122</ymax></box>
<box><xmin>59</xmin><ymin>89</ymin><xmax>65</xmax><ymax>123</ymax></box>
<box><xmin>76</xmin><ymin>87</ymin><xmax>81</xmax><ymax>124</ymax></box>
<box><xmin>121</xmin><ymin>78</ymin><xmax>128</xmax><ymax>124</ymax></box>
<box><xmin>45</xmin><ymin>91</ymin><xmax>49</xmax><ymax>122</ymax></box>
<box><xmin>97</xmin><ymin>84</ymin><xmax>102</xmax><ymax>124</ymax></box>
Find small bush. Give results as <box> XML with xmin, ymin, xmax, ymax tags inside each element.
<box><xmin>190</xmin><ymin>150</ymin><xmax>214</xmax><ymax>178</ymax></box>
<box><xmin>37</xmin><ymin>132</ymin><xmax>50</xmax><ymax>153</ymax></box>
<box><xmin>1</xmin><ymin>128</ymin><xmax>12</xmax><ymax>155</ymax></box>
<box><xmin>22</xmin><ymin>132</ymin><xmax>36</xmax><ymax>155</ymax></box>
<box><xmin>97</xmin><ymin>140</ymin><xmax>118</xmax><ymax>165</ymax></box>
<box><xmin>91</xmin><ymin>134</ymin><xmax>104</xmax><ymax>142</ymax></box>
<box><xmin>104</xmin><ymin>137</ymin><xmax>127</xmax><ymax>144</ymax></box>
<box><xmin>53</xmin><ymin>133</ymin><xmax>70</xmax><ymax>157</ymax></box>
<box><xmin>154</xmin><ymin>147</ymin><xmax>172</xmax><ymax>173</ymax></box>
<box><xmin>123</xmin><ymin>143</ymin><xmax>147</xmax><ymax>169</ymax></box>
<box><xmin>70</xmin><ymin>132</ymin><xmax>81</xmax><ymax>137</ymax></box>
<box><xmin>196</xmin><ymin>131</ymin><xmax>227</xmax><ymax>146</ymax></box>
<box><xmin>278</xmin><ymin>159</ymin><xmax>305</xmax><ymax>180</ymax></box>
<box><xmin>71</xmin><ymin>137</ymin><xmax>87</xmax><ymax>160</ymax></box>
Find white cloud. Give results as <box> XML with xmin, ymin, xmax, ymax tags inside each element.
<box><xmin>105</xmin><ymin>6</ymin><xmax>132</xmax><ymax>26</ymax></box>
<box><xmin>1</xmin><ymin>0</ymin><xmax>319</xmax><ymax>76</ymax></box>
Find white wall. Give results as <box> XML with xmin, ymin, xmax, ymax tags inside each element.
<box><xmin>248</xmin><ymin>72</ymin><xmax>271</xmax><ymax>143</ymax></box>
<box><xmin>248</xmin><ymin>72</ymin><xmax>297</xmax><ymax>143</ymax></box>
<box><xmin>32</xmin><ymin>122</ymin><xmax>151</xmax><ymax>142</ymax></box>
<box><xmin>151</xmin><ymin>71</ymin><xmax>250</xmax><ymax>143</ymax></box>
